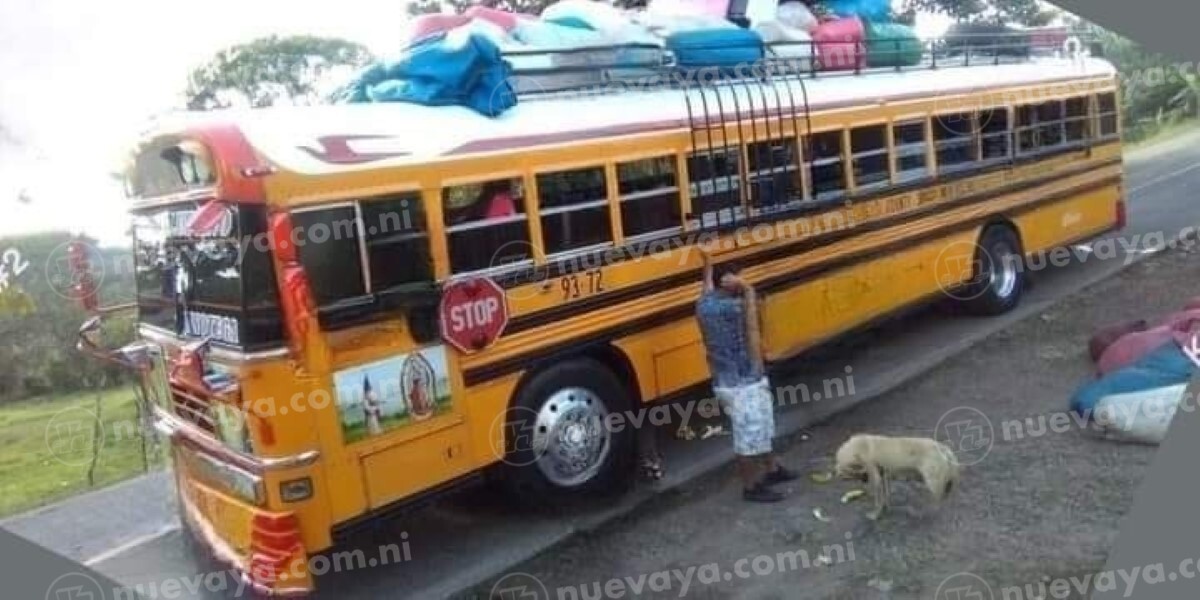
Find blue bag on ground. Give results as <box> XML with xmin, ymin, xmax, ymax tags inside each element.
<box><xmin>1070</xmin><ymin>343</ymin><xmax>1197</xmax><ymax>416</ymax></box>
<box><xmin>341</xmin><ymin>32</ymin><xmax>516</xmax><ymax>117</ymax></box>
<box><xmin>666</xmin><ymin>28</ymin><xmax>764</xmax><ymax>71</ymax></box>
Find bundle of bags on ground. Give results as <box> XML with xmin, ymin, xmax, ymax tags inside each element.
<box><xmin>1072</xmin><ymin>297</ymin><xmax>1200</xmax><ymax>444</ymax></box>
<box><xmin>336</xmin><ymin>0</ymin><xmax>923</xmax><ymax>116</ymax></box>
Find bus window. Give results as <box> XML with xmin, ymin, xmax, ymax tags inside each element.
<box><xmin>933</xmin><ymin>113</ymin><xmax>977</xmax><ymax>171</ymax></box>
<box><xmin>688</xmin><ymin>148</ymin><xmax>742</xmax><ymax>227</ymax></box>
<box><xmin>360</xmin><ymin>194</ymin><xmax>433</xmax><ymax>293</ymax></box>
<box><xmin>979</xmin><ymin>108</ymin><xmax>1010</xmax><ymax>161</ymax></box>
<box><xmin>805</xmin><ymin>130</ymin><xmax>846</xmax><ymax>201</ymax></box>
<box><xmin>537</xmin><ymin>166</ymin><xmax>612</xmax><ymax>256</ymax></box>
<box><xmin>893</xmin><ymin>120</ymin><xmax>928</xmax><ymax>182</ymax></box>
<box><xmin>1017</xmin><ymin>104</ymin><xmax>1039</xmax><ymax>153</ymax></box>
<box><xmin>291</xmin><ymin>205</ymin><xmax>368</xmax><ymax>308</ymax></box>
<box><xmin>1037</xmin><ymin>100</ymin><xmax>1065</xmax><ymax>147</ymax></box>
<box><xmin>850</xmin><ymin>125</ymin><xmax>889</xmax><ymax>192</ymax></box>
<box><xmin>1065</xmin><ymin>97</ymin><xmax>1090</xmax><ymax>143</ymax></box>
<box><xmin>1098</xmin><ymin>92</ymin><xmax>1119</xmax><ymax>138</ymax></box>
<box><xmin>617</xmin><ymin>157</ymin><xmax>681</xmax><ymax>240</ymax></box>
<box><xmin>747</xmin><ymin>138</ymin><xmax>801</xmax><ymax>212</ymax></box>
<box><xmin>444</xmin><ymin>178</ymin><xmax>531</xmax><ymax>273</ymax></box>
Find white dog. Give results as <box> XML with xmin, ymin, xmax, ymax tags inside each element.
<box><xmin>834</xmin><ymin>434</ymin><xmax>961</xmax><ymax>520</ymax></box>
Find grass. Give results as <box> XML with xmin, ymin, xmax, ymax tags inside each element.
<box><xmin>1126</xmin><ymin>116</ymin><xmax>1200</xmax><ymax>150</ymax></box>
<box><xmin>0</xmin><ymin>386</ymin><xmax>162</xmax><ymax>519</ymax></box>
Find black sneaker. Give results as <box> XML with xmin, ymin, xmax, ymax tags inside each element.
<box><xmin>763</xmin><ymin>466</ymin><xmax>799</xmax><ymax>486</ymax></box>
<box><xmin>743</xmin><ymin>483</ymin><xmax>786</xmax><ymax>503</ymax></box>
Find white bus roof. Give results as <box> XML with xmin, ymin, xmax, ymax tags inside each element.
<box><xmin>164</xmin><ymin>56</ymin><xmax>1117</xmax><ymax>176</ymax></box>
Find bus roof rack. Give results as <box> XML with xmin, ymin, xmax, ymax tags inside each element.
<box><xmin>504</xmin><ymin>30</ymin><xmax>1096</xmax><ymax>98</ymax></box>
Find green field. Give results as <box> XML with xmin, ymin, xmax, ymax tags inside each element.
<box><xmin>0</xmin><ymin>386</ymin><xmax>162</xmax><ymax>518</ymax></box>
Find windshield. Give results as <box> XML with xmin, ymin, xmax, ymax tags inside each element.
<box><xmin>133</xmin><ymin>202</ymin><xmax>282</xmax><ymax>350</ymax></box>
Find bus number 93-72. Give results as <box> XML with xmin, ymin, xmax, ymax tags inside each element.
<box><xmin>560</xmin><ymin>269</ymin><xmax>604</xmax><ymax>300</ymax></box>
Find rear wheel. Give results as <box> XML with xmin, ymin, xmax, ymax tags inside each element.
<box><xmin>500</xmin><ymin>359</ymin><xmax>634</xmax><ymax>503</ymax></box>
<box><xmin>962</xmin><ymin>225</ymin><xmax>1025</xmax><ymax>315</ymax></box>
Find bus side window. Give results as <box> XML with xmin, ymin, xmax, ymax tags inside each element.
<box><xmin>804</xmin><ymin>130</ymin><xmax>846</xmax><ymax>201</ymax></box>
<box><xmin>979</xmin><ymin>108</ymin><xmax>1010</xmax><ymax>161</ymax></box>
<box><xmin>1037</xmin><ymin>100</ymin><xmax>1065</xmax><ymax>148</ymax></box>
<box><xmin>849</xmin><ymin>125</ymin><xmax>889</xmax><ymax>192</ymax></box>
<box><xmin>537</xmin><ymin>166</ymin><xmax>612</xmax><ymax>256</ymax></box>
<box><xmin>291</xmin><ymin>205</ymin><xmax>368</xmax><ymax>308</ymax></box>
<box><xmin>361</xmin><ymin>194</ymin><xmax>433</xmax><ymax>293</ymax></box>
<box><xmin>892</xmin><ymin>120</ymin><xmax>928</xmax><ymax>183</ymax></box>
<box><xmin>687</xmin><ymin>148</ymin><xmax>742</xmax><ymax>228</ymax></box>
<box><xmin>1065</xmin><ymin>96</ymin><xmax>1090</xmax><ymax>143</ymax></box>
<box><xmin>1097</xmin><ymin>93</ymin><xmax>1119</xmax><ymax>138</ymax></box>
<box><xmin>617</xmin><ymin>157</ymin><xmax>681</xmax><ymax>240</ymax></box>
<box><xmin>444</xmin><ymin>178</ymin><xmax>531</xmax><ymax>273</ymax></box>
<box><xmin>933</xmin><ymin>112</ymin><xmax>977</xmax><ymax>171</ymax></box>
<box><xmin>746</xmin><ymin>137</ymin><xmax>801</xmax><ymax>213</ymax></box>
<box><xmin>1017</xmin><ymin>104</ymin><xmax>1039</xmax><ymax>153</ymax></box>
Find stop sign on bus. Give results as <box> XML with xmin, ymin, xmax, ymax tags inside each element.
<box><xmin>439</xmin><ymin>277</ymin><xmax>509</xmax><ymax>353</ymax></box>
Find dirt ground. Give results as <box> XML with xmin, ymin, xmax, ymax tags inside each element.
<box><xmin>462</xmin><ymin>244</ymin><xmax>1200</xmax><ymax>600</ymax></box>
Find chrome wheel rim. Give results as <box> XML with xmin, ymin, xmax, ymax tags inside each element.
<box><xmin>532</xmin><ymin>387</ymin><xmax>611</xmax><ymax>488</ymax></box>
<box><xmin>989</xmin><ymin>244</ymin><xmax>1019</xmax><ymax>299</ymax></box>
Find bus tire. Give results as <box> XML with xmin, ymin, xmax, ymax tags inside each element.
<box><xmin>962</xmin><ymin>225</ymin><xmax>1025</xmax><ymax>316</ymax></box>
<box><xmin>500</xmin><ymin>358</ymin><xmax>634</xmax><ymax>504</ymax></box>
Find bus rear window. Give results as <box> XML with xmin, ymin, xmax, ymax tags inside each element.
<box><xmin>132</xmin><ymin>203</ymin><xmax>282</xmax><ymax>350</ymax></box>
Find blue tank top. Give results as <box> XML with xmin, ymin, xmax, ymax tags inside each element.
<box><xmin>696</xmin><ymin>290</ymin><xmax>762</xmax><ymax>388</ymax></box>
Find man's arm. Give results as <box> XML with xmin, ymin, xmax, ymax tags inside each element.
<box><xmin>742</xmin><ymin>282</ymin><xmax>765</xmax><ymax>375</ymax></box>
<box><xmin>700</xmin><ymin>247</ymin><xmax>714</xmax><ymax>293</ymax></box>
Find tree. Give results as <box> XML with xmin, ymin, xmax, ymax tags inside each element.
<box><xmin>410</xmin><ymin>0</ymin><xmax>1050</xmax><ymax>23</ymax></box>
<box><xmin>184</xmin><ymin>35</ymin><xmax>373</xmax><ymax>110</ymax></box>
<box><xmin>1084</xmin><ymin>24</ymin><xmax>1198</xmax><ymax>139</ymax></box>
<box><xmin>407</xmin><ymin>0</ymin><xmax>645</xmax><ymax>17</ymax></box>
<box><xmin>900</xmin><ymin>0</ymin><xmax>1057</xmax><ymax>25</ymax></box>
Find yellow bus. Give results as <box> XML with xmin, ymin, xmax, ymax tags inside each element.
<box><xmin>80</xmin><ymin>41</ymin><xmax>1123</xmax><ymax>594</ymax></box>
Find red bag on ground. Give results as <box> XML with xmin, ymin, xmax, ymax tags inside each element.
<box><xmin>1088</xmin><ymin>319</ymin><xmax>1149</xmax><ymax>362</ymax></box>
<box><xmin>1097</xmin><ymin>326</ymin><xmax>1175</xmax><ymax>376</ymax></box>
<box><xmin>813</xmin><ymin>17</ymin><xmax>866</xmax><ymax>71</ymax></box>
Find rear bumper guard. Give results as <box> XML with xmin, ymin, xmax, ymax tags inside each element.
<box><xmin>153</xmin><ymin>405</ymin><xmax>320</xmax><ymax>474</ymax></box>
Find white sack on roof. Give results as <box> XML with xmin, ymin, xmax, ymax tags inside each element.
<box><xmin>777</xmin><ymin>2</ymin><xmax>818</xmax><ymax>32</ymax></box>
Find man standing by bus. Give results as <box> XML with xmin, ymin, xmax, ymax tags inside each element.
<box><xmin>697</xmin><ymin>249</ymin><xmax>796</xmax><ymax>502</ymax></box>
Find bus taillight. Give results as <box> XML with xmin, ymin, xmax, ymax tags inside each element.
<box><xmin>249</xmin><ymin>512</ymin><xmax>306</xmax><ymax>589</ymax></box>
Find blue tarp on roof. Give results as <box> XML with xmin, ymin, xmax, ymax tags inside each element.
<box><xmin>339</xmin><ymin>32</ymin><xmax>517</xmax><ymax>117</ymax></box>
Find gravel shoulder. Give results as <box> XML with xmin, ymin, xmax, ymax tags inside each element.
<box><xmin>463</xmin><ymin>244</ymin><xmax>1200</xmax><ymax>600</ymax></box>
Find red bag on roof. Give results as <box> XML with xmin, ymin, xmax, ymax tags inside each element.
<box><xmin>813</xmin><ymin>17</ymin><xmax>866</xmax><ymax>71</ymax></box>
<box><xmin>410</xmin><ymin>14</ymin><xmax>472</xmax><ymax>42</ymax></box>
<box><xmin>465</xmin><ymin>5</ymin><xmax>530</xmax><ymax>31</ymax></box>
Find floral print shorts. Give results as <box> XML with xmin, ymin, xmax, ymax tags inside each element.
<box><xmin>714</xmin><ymin>378</ymin><xmax>775</xmax><ymax>457</ymax></box>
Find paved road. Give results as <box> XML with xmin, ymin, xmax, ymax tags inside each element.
<box><xmin>12</xmin><ymin>128</ymin><xmax>1200</xmax><ymax>599</ymax></box>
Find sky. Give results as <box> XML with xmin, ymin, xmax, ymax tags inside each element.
<box><xmin>0</xmin><ymin>0</ymin><xmax>410</xmax><ymax>245</ymax></box>
<box><xmin>0</xmin><ymin>0</ymin><xmax>950</xmax><ymax>246</ymax></box>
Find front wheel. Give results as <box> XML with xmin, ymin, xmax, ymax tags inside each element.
<box><xmin>500</xmin><ymin>359</ymin><xmax>634</xmax><ymax>503</ymax></box>
<box><xmin>962</xmin><ymin>225</ymin><xmax>1025</xmax><ymax>316</ymax></box>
